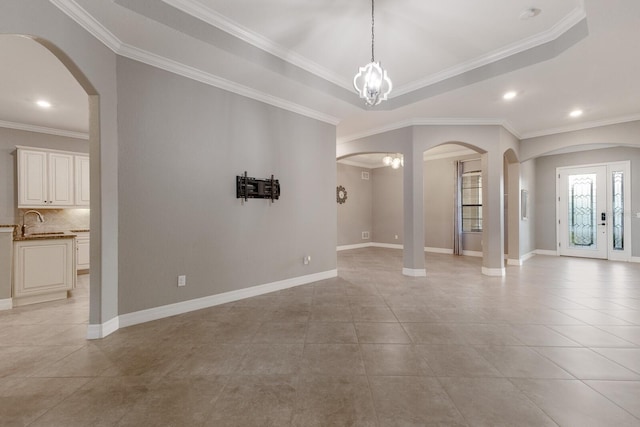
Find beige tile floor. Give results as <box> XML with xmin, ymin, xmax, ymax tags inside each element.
<box><xmin>1</xmin><ymin>248</ymin><xmax>640</xmax><ymax>426</ymax></box>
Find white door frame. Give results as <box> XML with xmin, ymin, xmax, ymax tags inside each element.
<box><xmin>556</xmin><ymin>161</ymin><xmax>631</xmax><ymax>261</ymax></box>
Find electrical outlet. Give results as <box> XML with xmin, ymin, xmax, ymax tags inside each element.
<box><xmin>394</xmin><ymin>234</ymin><xmax>398</xmax><ymax>240</ymax></box>
<box><xmin>303</xmin><ymin>255</ymin><xmax>311</xmax><ymax>265</ymax></box>
<box><xmin>177</xmin><ymin>275</ymin><xmax>186</xmax><ymax>287</ymax></box>
<box><xmin>362</xmin><ymin>231</ymin><xmax>370</xmax><ymax>240</ymax></box>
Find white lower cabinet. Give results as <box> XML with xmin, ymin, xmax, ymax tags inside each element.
<box><xmin>13</xmin><ymin>238</ymin><xmax>75</xmax><ymax>306</ymax></box>
<box><xmin>75</xmin><ymin>232</ymin><xmax>90</xmax><ymax>271</ymax></box>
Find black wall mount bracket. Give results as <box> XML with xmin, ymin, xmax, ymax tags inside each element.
<box><xmin>236</xmin><ymin>171</ymin><xmax>280</xmax><ymax>202</ymax></box>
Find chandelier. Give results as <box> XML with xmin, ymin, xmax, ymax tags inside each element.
<box><xmin>382</xmin><ymin>153</ymin><xmax>403</xmax><ymax>169</ymax></box>
<box><xmin>353</xmin><ymin>0</ymin><xmax>392</xmax><ymax>106</ymax></box>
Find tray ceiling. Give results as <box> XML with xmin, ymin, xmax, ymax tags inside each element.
<box><xmin>1</xmin><ymin>0</ymin><xmax>639</xmax><ymax>144</ymax></box>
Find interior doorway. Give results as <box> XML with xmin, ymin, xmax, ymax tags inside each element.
<box><xmin>0</xmin><ymin>35</ymin><xmax>92</xmax><ymax>332</ymax></box>
<box><xmin>557</xmin><ymin>161</ymin><xmax>631</xmax><ymax>260</ymax></box>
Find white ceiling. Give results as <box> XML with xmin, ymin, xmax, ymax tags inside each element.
<box><xmin>1</xmin><ymin>0</ymin><xmax>639</xmax><ymax>145</ymax></box>
<box><xmin>0</xmin><ymin>35</ymin><xmax>88</xmax><ymax>138</ymax></box>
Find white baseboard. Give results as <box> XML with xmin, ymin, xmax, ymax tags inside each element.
<box><xmin>119</xmin><ymin>269</ymin><xmax>338</xmax><ymax>329</ymax></box>
<box><xmin>424</xmin><ymin>247</ymin><xmax>453</xmax><ymax>254</ymax></box>
<box><xmin>482</xmin><ymin>266</ymin><xmax>505</xmax><ymax>277</ymax></box>
<box><xmin>402</xmin><ymin>268</ymin><xmax>427</xmax><ymax>277</ymax></box>
<box><xmin>337</xmin><ymin>243</ymin><xmax>372</xmax><ymax>251</ymax></box>
<box><xmin>87</xmin><ymin>316</ymin><xmax>119</xmax><ymax>340</ymax></box>
<box><xmin>521</xmin><ymin>251</ymin><xmax>536</xmax><ymax>262</ymax></box>
<box><xmin>372</xmin><ymin>243</ymin><xmax>404</xmax><ymax>250</ymax></box>
<box><xmin>507</xmin><ymin>251</ymin><xmax>536</xmax><ymax>266</ymax></box>
<box><xmin>462</xmin><ymin>250</ymin><xmax>483</xmax><ymax>257</ymax></box>
<box><xmin>535</xmin><ymin>249</ymin><xmax>558</xmax><ymax>256</ymax></box>
<box><xmin>0</xmin><ymin>298</ymin><xmax>12</xmax><ymax>311</ymax></box>
<box><xmin>630</xmin><ymin>256</ymin><xmax>640</xmax><ymax>263</ymax></box>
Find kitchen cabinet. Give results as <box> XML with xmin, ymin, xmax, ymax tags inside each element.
<box><xmin>75</xmin><ymin>231</ymin><xmax>90</xmax><ymax>271</ymax></box>
<box><xmin>18</xmin><ymin>148</ymin><xmax>75</xmax><ymax>208</ymax></box>
<box><xmin>13</xmin><ymin>237</ymin><xmax>75</xmax><ymax>306</ymax></box>
<box><xmin>75</xmin><ymin>155</ymin><xmax>90</xmax><ymax>206</ymax></box>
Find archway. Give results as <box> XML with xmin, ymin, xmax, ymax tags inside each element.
<box><xmin>422</xmin><ymin>142</ymin><xmax>485</xmax><ymax>259</ymax></box>
<box><xmin>0</xmin><ymin>34</ymin><xmax>103</xmax><ymax>338</ymax></box>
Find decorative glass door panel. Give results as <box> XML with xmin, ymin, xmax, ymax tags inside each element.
<box><xmin>568</xmin><ymin>174</ymin><xmax>597</xmax><ymax>248</ymax></box>
<box><xmin>559</xmin><ymin>166</ymin><xmax>607</xmax><ymax>259</ymax></box>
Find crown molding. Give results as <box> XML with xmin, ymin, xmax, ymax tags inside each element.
<box><xmin>51</xmin><ymin>0</ymin><xmax>340</xmax><ymax>125</ymax></box>
<box><xmin>0</xmin><ymin>120</ymin><xmax>89</xmax><ymax>140</ymax></box>
<box><xmin>337</xmin><ymin>119</ymin><xmax>414</xmax><ymax>144</ymax></box>
<box><xmin>520</xmin><ymin>113</ymin><xmax>640</xmax><ymax>140</ymax></box>
<box><xmin>392</xmin><ymin>6</ymin><xmax>587</xmax><ymax>97</ymax></box>
<box><xmin>50</xmin><ymin>0</ymin><xmax>122</xmax><ymax>52</ymax></box>
<box><xmin>339</xmin><ymin>113</ymin><xmax>640</xmax><ymax>146</ymax></box>
<box><xmin>117</xmin><ymin>43</ymin><xmax>341</xmax><ymax>125</ymax></box>
<box><xmin>337</xmin><ymin>118</ymin><xmax>520</xmax><ymax>144</ymax></box>
<box><xmin>161</xmin><ymin>0</ymin><xmax>353</xmax><ymax>91</ymax></box>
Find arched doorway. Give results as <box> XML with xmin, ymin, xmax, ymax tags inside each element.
<box><xmin>423</xmin><ymin>143</ymin><xmax>484</xmax><ymax>258</ymax></box>
<box><xmin>0</xmin><ymin>34</ymin><xmax>103</xmax><ymax>338</ymax></box>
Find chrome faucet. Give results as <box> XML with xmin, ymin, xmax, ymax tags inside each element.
<box><xmin>21</xmin><ymin>210</ymin><xmax>44</xmax><ymax>237</ymax></box>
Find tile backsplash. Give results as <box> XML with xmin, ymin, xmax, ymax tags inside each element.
<box><xmin>18</xmin><ymin>209</ymin><xmax>90</xmax><ymax>233</ymax></box>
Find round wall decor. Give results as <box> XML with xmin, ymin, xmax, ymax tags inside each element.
<box><xmin>336</xmin><ymin>185</ymin><xmax>348</xmax><ymax>204</ymax></box>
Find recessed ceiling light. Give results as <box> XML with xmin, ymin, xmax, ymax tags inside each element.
<box><xmin>569</xmin><ymin>109</ymin><xmax>583</xmax><ymax>118</ymax></box>
<box><xmin>36</xmin><ymin>100</ymin><xmax>52</xmax><ymax>108</ymax></box>
<box><xmin>503</xmin><ymin>91</ymin><xmax>517</xmax><ymax>100</ymax></box>
<box><xmin>520</xmin><ymin>8</ymin><xmax>542</xmax><ymax>20</ymax></box>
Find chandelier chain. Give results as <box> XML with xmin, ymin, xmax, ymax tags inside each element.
<box><xmin>371</xmin><ymin>0</ymin><xmax>375</xmax><ymax>62</ymax></box>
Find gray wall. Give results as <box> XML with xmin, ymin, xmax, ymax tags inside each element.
<box><xmin>535</xmin><ymin>146</ymin><xmax>640</xmax><ymax>255</ymax></box>
<box><xmin>117</xmin><ymin>57</ymin><xmax>337</xmax><ymax>314</ymax></box>
<box><xmin>424</xmin><ymin>157</ymin><xmax>454</xmax><ymax>249</ymax></box>
<box><xmin>337</xmin><ymin>163</ymin><xmax>372</xmax><ymax>246</ymax></box>
<box><xmin>372</xmin><ymin>165</ymin><xmax>403</xmax><ymax>244</ymax></box>
<box><xmin>0</xmin><ymin>127</ymin><xmax>88</xmax><ymax>224</ymax></box>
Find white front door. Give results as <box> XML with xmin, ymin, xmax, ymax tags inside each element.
<box><xmin>557</xmin><ymin>162</ymin><xmax>631</xmax><ymax>260</ymax></box>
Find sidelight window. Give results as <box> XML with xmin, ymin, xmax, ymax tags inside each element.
<box><xmin>461</xmin><ymin>171</ymin><xmax>482</xmax><ymax>232</ymax></box>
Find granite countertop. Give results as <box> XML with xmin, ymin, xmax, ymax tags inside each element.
<box><xmin>13</xmin><ymin>231</ymin><xmax>78</xmax><ymax>241</ymax></box>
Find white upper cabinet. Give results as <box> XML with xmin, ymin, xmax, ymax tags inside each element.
<box><xmin>48</xmin><ymin>152</ymin><xmax>75</xmax><ymax>206</ymax></box>
<box><xmin>18</xmin><ymin>149</ymin><xmax>48</xmax><ymax>206</ymax></box>
<box><xmin>75</xmin><ymin>156</ymin><xmax>90</xmax><ymax>206</ymax></box>
<box><xmin>17</xmin><ymin>147</ymin><xmax>89</xmax><ymax>208</ymax></box>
